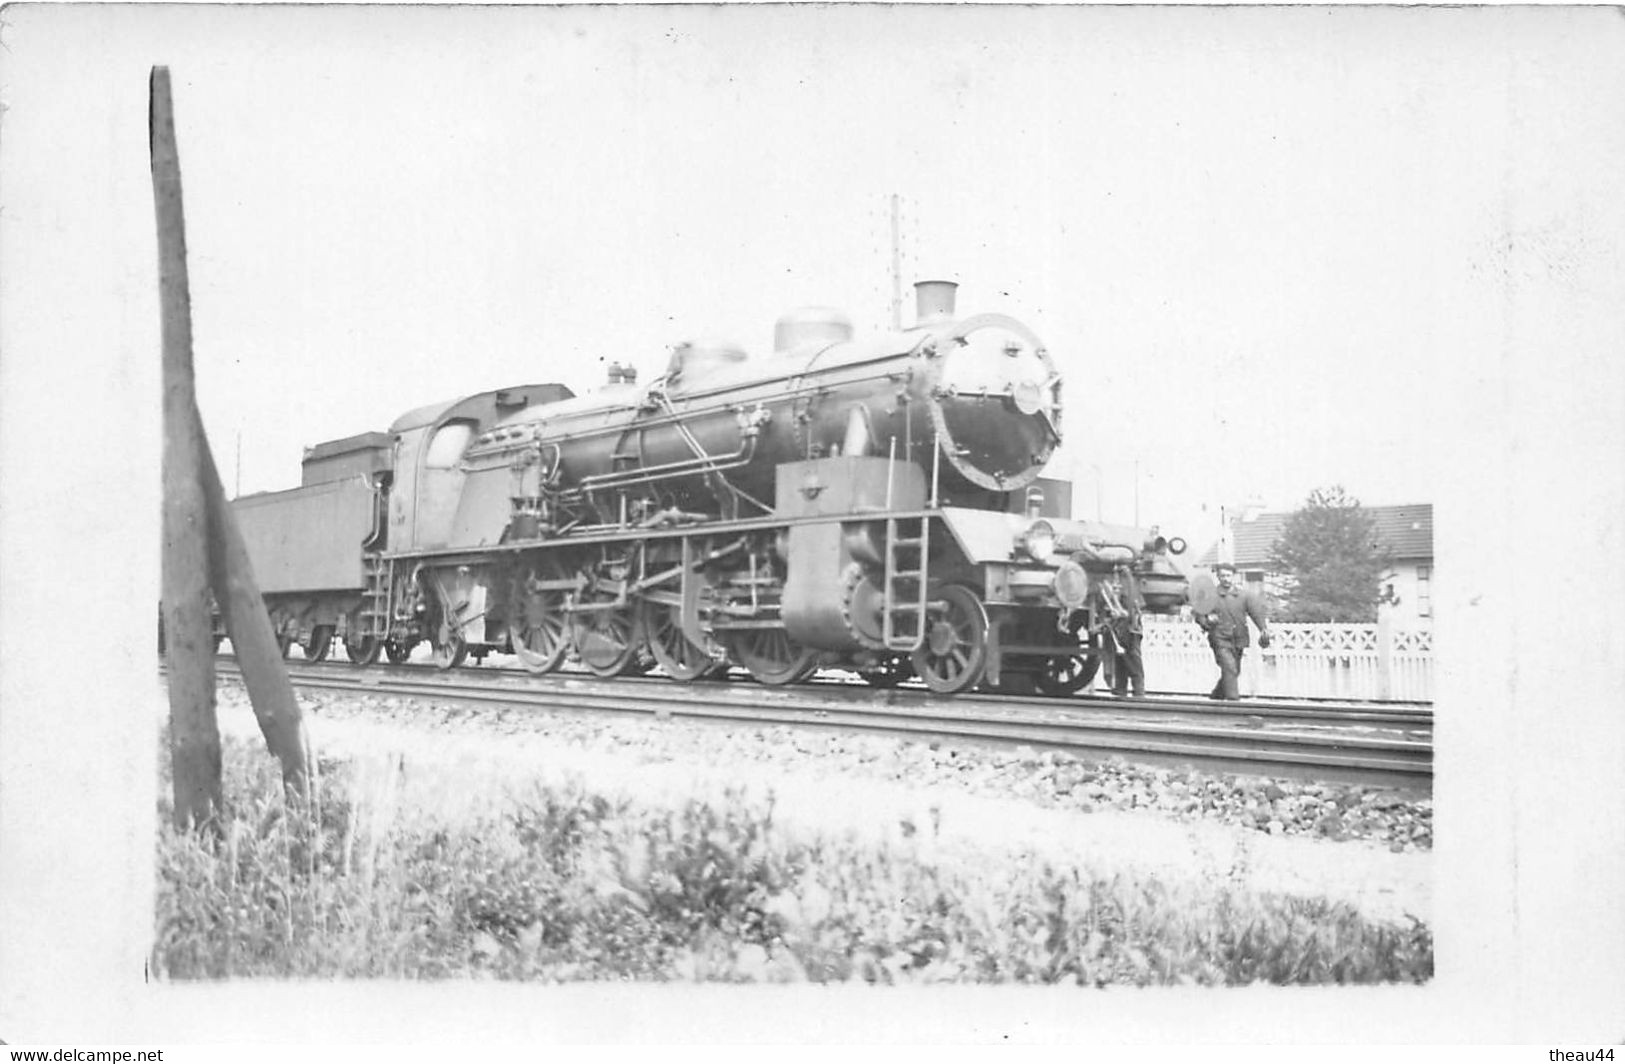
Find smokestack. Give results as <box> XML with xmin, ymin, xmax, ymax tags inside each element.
<box><xmin>914</xmin><ymin>279</ymin><xmax>958</xmax><ymax>325</ymax></box>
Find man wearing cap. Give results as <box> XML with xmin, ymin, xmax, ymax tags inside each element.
<box><xmin>1196</xmin><ymin>562</ymin><xmax>1272</xmax><ymax>700</ymax></box>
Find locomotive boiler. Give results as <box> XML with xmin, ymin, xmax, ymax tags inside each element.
<box><xmin>232</xmin><ymin>280</ymin><xmax>1188</xmax><ymax>695</ymax></box>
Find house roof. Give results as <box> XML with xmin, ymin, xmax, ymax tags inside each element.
<box><xmin>1197</xmin><ymin>503</ymin><xmax>1432</xmax><ymax>568</ymax></box>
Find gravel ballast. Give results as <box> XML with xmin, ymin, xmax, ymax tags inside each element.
<box><xmin>209</xmin><ymin>679</ymin><xmax>1431</xmax><ymax>925</ymax></box>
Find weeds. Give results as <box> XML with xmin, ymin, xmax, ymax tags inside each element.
<box><xmin>153</xmin><ymin>736</ymin><xmax>1432</xmax><ymax>984</ymax></box>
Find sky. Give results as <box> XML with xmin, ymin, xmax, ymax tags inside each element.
<box><xmin>3</xmin><ymin>3</ymin><xmax>1625</xmax><ymax>1043</ymax></box>
<box><xmin>4</xmin><ymin>4</ymin><xmax>1585</xmax><ymax>550</ymax></box>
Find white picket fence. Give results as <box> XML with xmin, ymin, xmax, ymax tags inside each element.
<box><xmin>1136</xmin><ymin>615</ymin><xmax>1433</xmax><ymax>702</ymax></box>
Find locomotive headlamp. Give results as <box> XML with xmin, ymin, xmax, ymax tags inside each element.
<box><xmin>1019</xmin><ymin>519</ymin><xmax>1057</xmax><ymax>562</ymax></box>
<box><xmin>1150</xmin><ymin>534</ymin><xmax>1188</xmax><ymax>556</ymax></box>
<box><xmin>1053</xmin><ymin>558</ymin><xmax>1090</xmax><ymax>608</ymax></box>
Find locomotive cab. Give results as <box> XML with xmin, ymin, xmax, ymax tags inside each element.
<box><xmin>387</xmin><ymin>383</ymin><xmax>575</xmax><ymax>553</ymax></box>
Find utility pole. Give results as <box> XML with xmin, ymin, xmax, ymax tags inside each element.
<box><xmin>234</xmin><ymin>430</ymin><xmax>241</xmax><ymax>499</ymax></box>
<box><xmin>889</xmin><ymin>193</ymin><xmax>902</xmax><ymax>330</ymax></box>
<box><xmin>1134</xmin><ymin>459</ymin><xmax>1140</xmax><ymax>527</ymax></box>
<box><xmin>154</xmin><ymin>64</ymin><xmax>223</xmax><ymax>830</ymax></box>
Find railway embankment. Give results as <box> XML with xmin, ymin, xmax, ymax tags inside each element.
<box><xmin>153</xmin><ymin>681</ymin><xmax>1432</xmax><ymax>984</ymax></box>
<box><xmin>288</xmin><ymin>680</ymin><xmax>1433</xmax><ymax>856</ymax></box>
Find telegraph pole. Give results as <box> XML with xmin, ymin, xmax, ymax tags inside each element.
<box><xmin>889</xmin><ymin>193</ymin><xmax>902</xmax><ymax>329</ymax></box>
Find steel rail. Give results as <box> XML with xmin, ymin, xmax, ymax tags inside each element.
<box><xmin>262</xmin><ymin>656</ymin><xmax>1434</xmax><ymax>728</ymax></box>
<box><xmin>210</xmin><ymin>661</ymin><xmax>1432</xmax><ymax>792</ymax></box>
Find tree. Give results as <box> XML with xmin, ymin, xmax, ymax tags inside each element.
<box><xmin>1268</xmin><ymin>485</ymin><xmax>1392</xmax><ymax>622</ymax></box>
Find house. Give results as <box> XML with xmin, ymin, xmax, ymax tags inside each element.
<box><xmin>1196</xmin><ymin>503</ymin><xmax>1434</xmax><ymax>622</ymax></box>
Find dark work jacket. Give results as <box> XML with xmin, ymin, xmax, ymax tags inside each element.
<box><xmin>1106</xmin><ymin>567</ymin><xmax>1144</xmax><ymax>641</ymax></box>
<box><xmin>1201</xmin><ymin>586</ymin><xmax>1269</xmax><ymax>647</ymax></box>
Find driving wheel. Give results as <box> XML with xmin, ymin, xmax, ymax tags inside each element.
<box><xmin>637</xmin><ymin>597</ymin><xmax>716</xmax><ymax>682</ymax></box>
<box><xmin>570</xmin><ymin>590</ymin><xmax>641</xmax><ymax>677</ymax></box>
<box><xmin>509</xmin><ymin>559</ymin><xmax>570</xmax><ymax>675</ymax></box>
<box><xmin>726</xmin><ymin>628</ymin><xmax>818</xmax><ymax>686</ymax></box>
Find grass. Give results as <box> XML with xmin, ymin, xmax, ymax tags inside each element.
<box><xmin>152</xmin><ymin>735</ymin><xmax>1433</xmax><ymax>985</ymax></box>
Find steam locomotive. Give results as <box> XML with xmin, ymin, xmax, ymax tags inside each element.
<box><xmin>231</xmin><ymin>281</ymin><xmax>1188</xmax><ymax>695</ymax></box>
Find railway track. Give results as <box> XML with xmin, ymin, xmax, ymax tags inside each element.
<box><xmin>211</xmin><ymin>658</ymin><xmax>1433</xmax><ymax>792</ymax></box>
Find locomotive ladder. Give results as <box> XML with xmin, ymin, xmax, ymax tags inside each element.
<box><xmin>881</xmin><ymin>515</ymin><xmax>930</xmax><ymax>652</ymax></box>
<box><xmin>359</xmin><ymin>555</ymin><xmax>391</xmax><ymax>639</ymax></box>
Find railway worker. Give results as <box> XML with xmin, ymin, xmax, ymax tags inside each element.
<box><xmin>1108</xmin><ymin>566</ymin><xmax>1146</xmax><ymax>699</ymax></box>
<box><xmin>1196</xmin><ymin>562</ymin><xmax>1272</xmax><ymax>700</ymax></box>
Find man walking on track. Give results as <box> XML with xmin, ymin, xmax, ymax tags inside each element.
<box><xmin>1194</xmin><ymin>562</ymin><xmax>1272</xmax><ymax>700</ymax></box>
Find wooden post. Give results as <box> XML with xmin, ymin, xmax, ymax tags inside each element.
<box><xmin>200</xmin><ymin>408</ymin><xmax>312</xmax><ymax>792</ymax></box>
<box><xmin>153</xmin><ymin>65</ymin><xmax>222</xmax><ymax>829</ymax></box>
<box><xmin>151</xmin><ymin>66</ymin><xmax>310</xmax><ymax>801</ymax></box>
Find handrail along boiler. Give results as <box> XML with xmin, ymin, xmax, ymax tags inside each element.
<box><xmin>231</xmin><ymin>281</ymin><xmax>1189</xmax><ymax>694</ymax></box>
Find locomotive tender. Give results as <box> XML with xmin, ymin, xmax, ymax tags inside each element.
<box><xmin>234</xmin><ymin>281</ymin><xmax>1188</xmax><ymax>694</ymax></box>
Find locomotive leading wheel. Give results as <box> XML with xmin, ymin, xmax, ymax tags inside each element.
<box><xmin>510</xmin><ymin>561</ymin><xmax>569</xmax><ymax>675</ymax></box>
<box><xmin>637</xmin><ymin>598</ymin><xmax>715</xmax><ymax>682</ymax></box>
<box><xmin>911</xmin><ymin>585</ymin><xmax>989</xmax><ymax>695</ymax></box>
<box><xmin>726</xmin><ymin>628</ymin><xmax>818</xmax><ymax>686</ymax></box>
<box><xmin>1035</xmin><ymin>653</ymin><xmax>1092</xmax><ymax>697</ymax></box>
<box><xmin>570</xmin><ymin>592</ymin><xmax>642</xmax><ymax>677</ymax></box>
<box><xmin>1035</xmin><ymin>617</ymin><xmax>1095</xmax><ymax>697</ymax></box>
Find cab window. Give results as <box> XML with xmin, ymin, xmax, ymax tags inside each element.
<box><xmin>425</xmin><ymin>421</ymin><xmax>474</xmax><ymax>469</ymax></box>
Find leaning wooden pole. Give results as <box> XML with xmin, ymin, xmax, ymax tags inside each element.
<box><xmin>151</xmin><ymin>66</ymin><xmax>311</xmax><ymax>798</ymax></box>
<box><xmin>198</xmin><ymin>414</ymin><xmax>313</xmax><ymax>794</ymax></box>
<box><xmin>152</xmin><ymin>65</ymin><xmax>223</xmax><ymax>829</ymax></box>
